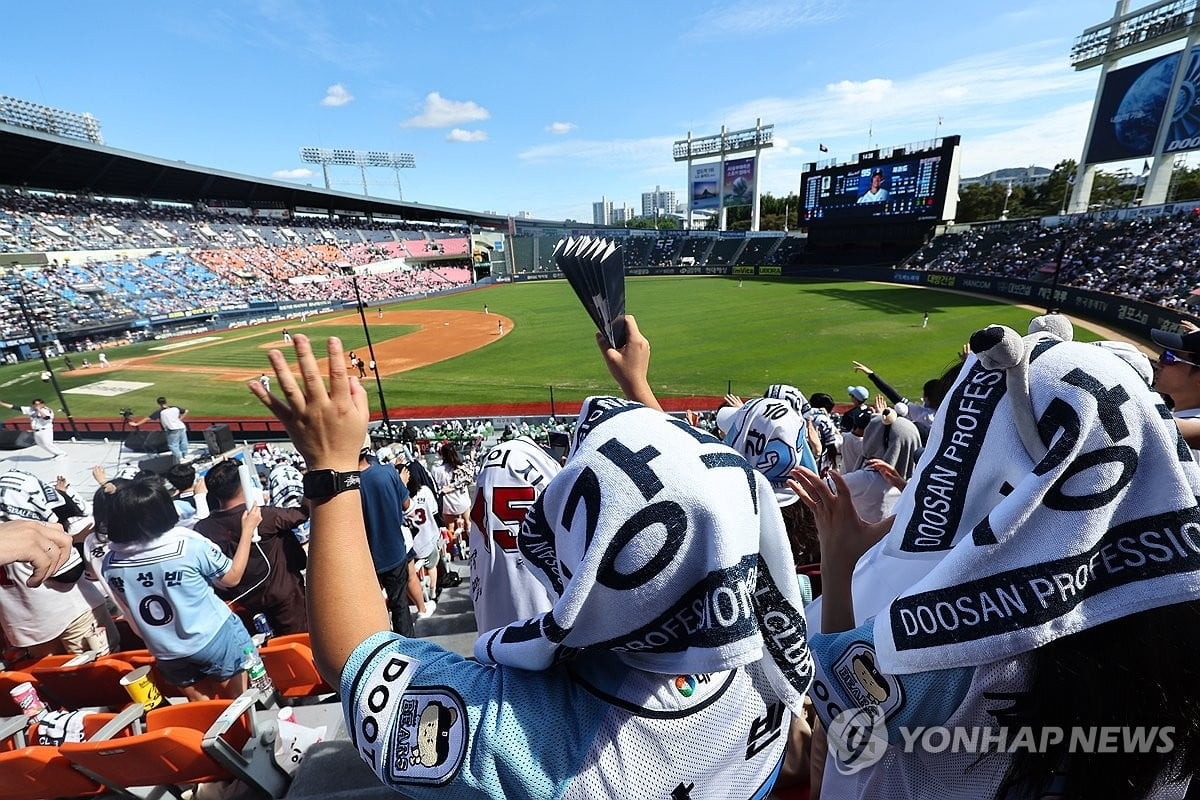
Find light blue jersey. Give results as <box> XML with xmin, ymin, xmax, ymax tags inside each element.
<box><xmin>342</xmin><ymin>633</ymin><xmax>789</xmax><ymax>800</ymax></box>
<box><xmin>102</xmin><ymin>526</ymin><xmax>235</xmax><ymax>660</ymax></box>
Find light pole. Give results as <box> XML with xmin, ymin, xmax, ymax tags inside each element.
<box><xmin>12</xmin><ymin>290</ymin><xmax>78</xmax><ymax>437</ymax></box>
<box><xmin>343</xmin><ymin>267</ymin><xmax>393</xmax><ymax>435</ymax></box>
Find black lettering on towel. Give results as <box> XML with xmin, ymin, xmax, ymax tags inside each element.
<box><xmin>901</xmin><ymin>364</ymin><xmax>1007</xmax><ymax>552</ymax></box>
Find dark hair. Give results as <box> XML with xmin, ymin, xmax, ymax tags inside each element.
<box><xmin>438</xmin><ymin>442</ymin><xmax>462</xmax><ymax>468</ymax></box>
<box><xmin>32</xmin><ymin>398</ymin><xmax>45</xmax><ymax>405</ymax></box>
<box><xmin>1000</xmin><ymin>601</ymin><xmax>1200</xmax><ymax>799</ymax></box>
<box><xmin>156</xmin><ymin>396</ymin><xmax>167</xmax><ymax>405</ymax></box>
<box><xmin>203</xmin><ymin>459</ymin><xmax>242</xmax><ymax>505</ymax></box>
<box><xmin>91</xmin><ymin>478</ymin><xmax>131</xmax><ymax>538</ymax></box>
<box><xmin>809</xmin><ymin>393</ymin><xmax>835</xmax><ymax>412</ymax></box>
<box><xmin>164</xmin><ymin>463</ymin><xmax>196</xmax><ymax>493</ymax></box>
<box><xmin>104</xmin><ymin>476</ymin><xmax>179</xmax><ymax>544</ymax></box>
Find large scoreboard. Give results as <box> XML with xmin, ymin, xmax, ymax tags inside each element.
<box><xmin>801</xmin><ymin>136</ymin><xmax>960</xmax><ymax>226</ymax></box>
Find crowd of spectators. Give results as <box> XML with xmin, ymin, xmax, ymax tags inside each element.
<box><xmin>0</xmin><ymin>191</ymin><xmax>475</xmax><ymax>340</ymax></box>
<box><xmin>908</xmin><ymin>211</ymin><xmax>1200</xmax><ymax>311</ymax></box>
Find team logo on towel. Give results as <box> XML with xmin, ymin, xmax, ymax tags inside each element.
<box><xmin>385</xmin><ymin>688</ymin><xmax>467</xmax><ymax>786</ymax></box>
<box><xmin>832</xmin><ymin>642</ymin><xmax>904</xmax><ymax>720</ymax></box>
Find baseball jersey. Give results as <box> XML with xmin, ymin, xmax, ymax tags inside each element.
<box><xmin>467</xmin><ymin>439</ymin><xmax>558</xmax><ymax>633</ymax></box>
<box><xmin>406</xmin><ymin>486</ymin><xmax>441</xmax><ymax>560</ymax></box>
<box><xmin>0</xmin><ymin>470</ymin><xmax>92</xmax><ymax>647</ymax></box>
<box><xmin>19</xmin><ymin>405</ymin><xmax>53</xmax><ymax>431</ymax></box>
<box><xmin>268</xmin><ymin>461</ymin><xmax>305</xmax><ymax>510</ymax></box>
<box><xmin>342</xmin><ymin>633</ymin><xmax>789</xmax><ymax>800</ymax></box>
<box><xmin>102</xmin><ymin>526</ymin><xmax>235</xmax><ymax>660</ymax></box>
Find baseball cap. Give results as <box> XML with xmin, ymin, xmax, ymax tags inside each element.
<box><xmin>714</xmin><ymin>404</ymin><xmax>739</xmax><ymax>434</ymax></box>
<box><xmin>1150</xmin><ymin>327</ymin><xmax>1200</xmax><ymax>355</ymax></box>
<box><xmin>847</xmin><ymin>385</ymin><xmax>870</xmax><ymax>402</ymax></box>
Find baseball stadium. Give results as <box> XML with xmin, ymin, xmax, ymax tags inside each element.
<box><xmin>2</xmin><ymin>2</ymin><xmax>1200</xmax><ymax>799</ymax></box>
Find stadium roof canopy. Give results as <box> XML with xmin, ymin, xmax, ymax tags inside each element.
<box><xmin>0</xmin><ymin>122</ymin><xmax>514</xmax><ymax>229</ymax></box>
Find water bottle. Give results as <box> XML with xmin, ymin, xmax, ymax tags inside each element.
<box><xmin>242</xmin><ymin>645</ymin><xmax>274</xmax><ymax>696</ymax></box>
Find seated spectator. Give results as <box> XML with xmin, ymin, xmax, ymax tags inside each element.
<box><xmin>100</xmin><ymin>475</ymin><xmax>260</xmax><ymax>700</ymax></box>
<box><xmin>194</xmin><ymin>459</ymin><xmax>309</xmax><ymax>635</ymax></box>
<box><xmin>248</xmin><ymin>328</ymin><xmax>812</xmax><ymax>799</ymax></box>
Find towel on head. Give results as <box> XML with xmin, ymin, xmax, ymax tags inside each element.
<box><xmin>852</xmin><ymin>324</ymin><xmax>1200</xmax><ymax>675</ymax></box>
<box><xmin>857</xmin><ymin>413</ymin><xmax>922</xmax><ymax>479</ymax></box>
<box><xmin>764</xmin><ymin>383</ymin><xmax>810</xmax><ymax>415</ymax></box>
<box><xmin>474</xmin><ymin>397</ymin><xmax>813</xmax><ymax>713</ymax></box>
<box><xmin>469</xmin><ymin>436</ymin><xmax>562</xmax><ymax>632</ymax></box>
<box><xmin>723</xmin><ymin>396</ymin><xmax>818</xmax><ymax>506</ymax></box>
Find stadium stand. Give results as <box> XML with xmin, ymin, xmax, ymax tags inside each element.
<box><xmin>907</xmin><ymin>211</ymin><xmax>1200</xmax><ymax>311</ymax></box>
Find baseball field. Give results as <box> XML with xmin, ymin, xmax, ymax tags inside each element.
<box><xmin>0</xmin><ymin>276</ymin><xmax>1105</xmax><ymax>422</ymax></box>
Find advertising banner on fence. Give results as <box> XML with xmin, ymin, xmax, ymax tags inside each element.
<box><xmin>690</xmin><ymin>163</ymin><xmax>720</xmax><ymax>211</ymax></box>
<box><xmin>1086</xmin><ymin>45</ymin><xmax>1200</xmax><ymax>163</ymax></box>
<box><xmin>723</xmin><ymin>156</ymin><xmax>756</xmax><ymax>208</ymax></box>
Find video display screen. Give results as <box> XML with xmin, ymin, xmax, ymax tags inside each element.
<box><xmin>802</xmin><ymin>141</ymin><xmax>957</xmax><ymax>225</ymax></box>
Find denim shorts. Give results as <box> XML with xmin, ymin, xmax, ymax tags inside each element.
<box><xmin>156</xmin><ymin>613</ymin><xmax>254</xmax><ymax>687</ymax></box>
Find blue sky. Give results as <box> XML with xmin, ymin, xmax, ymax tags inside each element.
<box><xmin>2</xmin><ymin>1</ymin><xmax>1147</xmax><ymax>221</ymax></box>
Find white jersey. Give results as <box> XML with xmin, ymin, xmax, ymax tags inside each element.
<box><xmin>405</xmin><ymin>486</ymin><xmax>441</xmax><ymax>560</ymax></box>
<box><xmin>343</xmin><ymin>633</ymin><xmax>790</xmax><ymax>800</ymax></box>
<box><xmin>0</xmin><ymin>469</ymin><xmax>92</xmax><ymax>647</ymax></box>
<box><xmin>467</xmin><ymin>437</ymin><xmax>559</xmax><ymax>633</ymax></box>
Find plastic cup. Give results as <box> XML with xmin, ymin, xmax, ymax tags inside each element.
<box><xmin>119</xmin><ymin>665</ymin><xmax>164</xmax><ymax>711</ymax></box>
<box><xmin>9</xmin><ymin>681</ymin><xmax>47</xmax><ymax>722</ymax></box>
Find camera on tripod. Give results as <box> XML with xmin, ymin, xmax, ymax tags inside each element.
<box><xmin>119</xmin><ymin>407</ymin><xmax>133</xmax><ymax>420</ymax></box>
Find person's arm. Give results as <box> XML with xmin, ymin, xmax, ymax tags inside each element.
<box><xmin>596</xmin><ymin>314</ymin><xmax>661</xmax><ymax>411</ymax></box>
<box><xmin>0</xmin><ymin>519</ymin><xmax>73</xmax><ymax>587</ymax></box>
<box><xmin>248</xmin><ymin>334</ymin><xmax>388</xmax><ymax>687</ymax></box>
<box><xmin>0</xmin><ymin>400</ymin><xmax>12</xmax><ymax>410</ymax></box>
<box><xmin>787</xmin><ymin>468</ymin><xmax>891</xmax><ymax>633</ymax></box>
<box><xmin>852</xmin><ymin>360</ymin><xmax>904</xmax><ymax>405</ymax></box>
<box><xmin>215</xmin><ymin>504</ymin><xmax>261</xmax><ymax>587</ymax></box>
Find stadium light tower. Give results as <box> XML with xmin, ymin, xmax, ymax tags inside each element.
<box><xmin>299</xmin><ymin>147</ymin><xmax>416</xmax><ymax>199</ymax></box>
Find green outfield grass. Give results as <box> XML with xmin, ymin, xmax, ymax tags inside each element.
<box><xmin>0</xmin><ymin>277</ymin><xmax>1104</xmax><ymax>419</ymax></box>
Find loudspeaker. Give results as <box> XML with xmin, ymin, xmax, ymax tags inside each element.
<box><xmin>124</xmin><ymin>430</ymin><xmax>168</xmax><ymax>453</ymax></box>
<box><xmin>0</xmin><ymin>430</ymin><xmax>35</xmax><ymax>450</ymax></box>
<box><xmin>203</xmin><ymin>424</ymin><xmax>235</xmax><ymax>457</ymax></box>
<box><xmin>138</xmin><ymin>454</ymin><xmax>178</xmax><ymax>475</ymax></box>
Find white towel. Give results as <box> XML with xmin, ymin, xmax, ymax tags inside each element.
<box><xmin>469</xmin><ymin>436</ymin><xmax>562</xmax><ymax>633</ymax></box>
<box><xmin>854</xmin><ymin>325</ymin><xmax>1200</xmax><ymax>674</ymax></box>
<box><xmin>722</xmin><ymin>395</ymin><xmax>818</xmax><ymax>506</ymax></box>
<box><xmin>474</xmin><ymin>397</ymin><xmax>813</xmax><ymax>713</ymax></box>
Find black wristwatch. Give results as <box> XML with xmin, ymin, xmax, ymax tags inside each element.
<box><xmin>302</xmin><ymin>469</ymin><xmax>362</xmax><ymax>500</ymax></box>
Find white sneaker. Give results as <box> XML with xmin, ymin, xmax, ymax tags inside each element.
<box><xmin>417</xmin><ymin>601</ymin><xmax>437</xmax><ymax>620</ymax></box>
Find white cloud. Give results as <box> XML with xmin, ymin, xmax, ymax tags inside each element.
<box><xmin>320</xmin><ymin>83</ymin><xmax>354</xmax><ymax>107</ymax></box>
<box><xmin>956</xmin><ymin>101</ymin><xmax>1093</xmax><ymax>176</ymax></box>
<box><xmin>446</xmin><ymin>129</ymin><xmax>488</xmax><ymax>143</ymax></box>
<box><xmin>687</xmin><ymin>0</ymin><xmax>843</xmax><ymax>39</ymax></box>
<box><xmin>272</xmin><ymin>168</ymin><xmax>315</xmax><ymax>179</ymax></box>
<box><xmin>403</xmin><ymin>92</ymin><xmax>490</xmax><ymax>128</ymax></box>
<box><xmin>518</xmin><ymin>135</ymin><xmax>675</xmax><ymax>167</ymax></box>
<box><xmin>546</xmin><ymin>121</ymin><xmax>576</xmax><ymax>135</ymax></box>
<box><xmin>826</xmin><ymin>78</ymin><xmax>893</xmax><ymax>105</ymax></box>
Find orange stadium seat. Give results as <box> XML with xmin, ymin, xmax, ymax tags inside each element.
<box><xmin>30</xmin><ymin>655</ymin><xmax>136</xmax><ymax>710</ymax></box>
<box><xmin>60</xmin><ymin>691</ymin><xmax>289</xmax><ymax>798</ymax></box>
<box><xmin>259</xmin><ymin>633</ymin><xmax>334</xmax><ymax>700</ymax></box>
<box><xmin>0</xmin><ymin>707</ymin><xmax>139</xmax><ymax>800</ymax></box>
